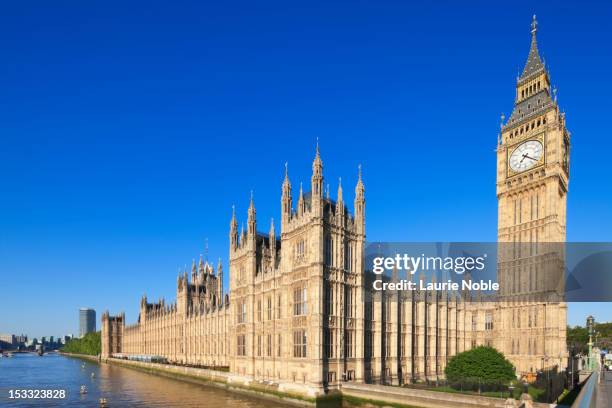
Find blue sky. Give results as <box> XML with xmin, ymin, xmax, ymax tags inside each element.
<box><xmin>1</xmin><ymin>1</ymin><xmax>611</xmax><ymax>338</ymax></box>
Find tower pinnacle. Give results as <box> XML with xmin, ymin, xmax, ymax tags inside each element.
<box><xmin>519</xmin><ymin>15</ymin><xmax>544</xmax><ymax>81</ymax></box>
<box><xmin>311</xmin><ymin>140</ymin><xmax>323</xmax><ymax>199</ymax></box>
<box><xmin>247</xmin><ymin>191</ymin><xmax>256</xmax><ymax>238</ymax></box>
<box><xmin>281</xmin><ymin>162</ymin><xmax>292</xmax><ymax>230</ymax></box>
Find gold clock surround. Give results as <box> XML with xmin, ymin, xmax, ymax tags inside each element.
<box><xmin>506</xmin><ymin>133</ymin><xmax>545</xmax><ymax>177</ymax></box>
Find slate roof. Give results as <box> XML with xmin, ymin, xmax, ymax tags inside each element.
<box><xmin>506</xmin><ymin>90</ymin><xmax>553</xmax><ymax>128</ymax></box>
<box><xmin>505</xmin><ymin>16</ymin><xmax>555</xmax><ymax>129</ymax></box>
<box><xmin>519</xmin><ymin>16</ymin><xmax>545</xmax><ymax>83</ymax></box>
<box><xmin>519</xmin><ymin>36</ymin><xmax>544</xmax><ymax>82</ymax></box>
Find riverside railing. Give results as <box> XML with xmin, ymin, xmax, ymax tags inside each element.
<box><xmin>571</xmin><ymin>370</ymin><xmax>599</xmax><ymax>408</ymax></box>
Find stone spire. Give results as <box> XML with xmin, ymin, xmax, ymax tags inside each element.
<box><xmin>191</xmin><ymin>258</ymin><xmax>197</xmax><ymax>282</ymax></box>
<box><xmin>337</xmin><ymin>177</ymin><xmax>345</xmax><ymax>222</ymax></box>
<box><xmin>354</xmin><ymin>164</ymin><xmax>365</xmax><ymax>230</ymax></box>
<box><xmin>355</xmin><ymin>164</ymin><xmax>365</xmax><ymax>197</ymax></box>
<box><xmin>198</xmin><ymin>254</ymin><xmax>205</xmax><ymax>283</ymax></box>
<box><xmin>269</xmin><ymin>218</ymin><xmax>276</xmax><ymax>264</ymax></box>
<box><xmin>297</xmin><ymin>182</ymin><xmax>305</xmax><ymax>216</ymax></box>
<box><xmin>519</xmin><ymin>15</ymin><xmax>545</xmax><ymax>82</ymax></box>
<box><xmin>282</xmin><ymin>162</ymin><xmax>290</xmax><ymax>191</ymax></box>
<box><xmin>247</xmin><ymin>191</ymin><xmax>256</xmax><ymax>238</ymax></box>
<box><xmin>230</xmin><ymin>204</ymin><xmax>238</xmax><ymax>249</ymax></box>
<box><xmin>311</xmin><ymin>139</ymin><xmax>323</xmax><ymax>198</ymax></box>
<box><xmin>281</xmin><ymin>162</ymin><xmax>292</xmax><ymax>230</ymax></box>
<box><xmin>217</xmin><ymin>257</ymin><xmax>223</xmax><ymax>302</ymax></box>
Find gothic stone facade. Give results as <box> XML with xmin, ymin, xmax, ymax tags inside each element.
<box><xmin>102</xmin><ymin>17</ymin><xmax>568</xmax><ymax>395</ymax></box>
<box><xmin>495</xmin><ymin>16</ymin><xmax>569</xmax><ymax>374</ymax></box>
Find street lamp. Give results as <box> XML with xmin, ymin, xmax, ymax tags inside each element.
<box><xmin>586</xmin><ymin>315</ymin><xmax>595</xmax><ymax>371</ymax></box>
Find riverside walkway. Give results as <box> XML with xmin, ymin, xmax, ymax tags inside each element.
<box><xmin>596</xmin><ymin>370</ymin><xmax>611</xmax><ymax>408</ymax></box>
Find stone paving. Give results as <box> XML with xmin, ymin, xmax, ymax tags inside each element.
<box><xmin>596</xmin><ymin>370</ymin><xmax>611</xmax><ymax>408</ymax></box>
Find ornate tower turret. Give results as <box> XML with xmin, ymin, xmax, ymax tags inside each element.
<box><xmin>191</xmin><ymin>258</ymin><xmax>197</xmax><ymax>282</ymax></box>
<box><xmin>139</xmin><ymin>294</ymin><xmax>147</xmax><ymax>324</ymax></box>
<box><xmin>354</xmin><ymin>165</ymin><xmax>365</xmax><ymax>233</ymax></box>
<box><xmin>297</xmin><ymin>182</ymin><xmax>305</xmax><ymax>216</ymax></box>
<box><xmin>230</xmin><ymin>205</ymin><xmax>238</xmax><ymax>250</ymax></box>
<box><xmin>247</xmin><ymin>191</ymin><xmax>256</xmax><ymax>241</ymax></box>
<box><xmin>217</xmin><ymin>257</ymin><xmax>223</xmax><ymax>304</ymax></box>
<box><xmin>198</xmin><ymin>254</ymin><xmax>205</xmax><ymax>283</ymax></box>
<box><xmin>281</xmin><ymin>163</ymin><xmax>292</xmax><ymax>232</ymax></box>
<box><xmin>337</xmin><ymin>177</ymin><xmax>345</xmax><ymax>221</ymax></box>
<box><xmin>311</xmin><ymin>141</ymin><xmax>323</xmax><ymax>216</ymax></box>
<box><xmin>177</xmin><ymin>268</ymin><xmax>189</xmax><ymax>315</ymax></box>
<box><xmin>269</xmin><ymin>218</ymin><xmax>276</xmax><ymax>265</ymax></box>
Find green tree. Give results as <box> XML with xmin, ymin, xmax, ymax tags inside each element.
<box><xmin>61</xmin><ymin>332</ymin><xmax>101</xmax><ymax>356</ymax></box>
<box><xmin>568</xmin><ymin>322</ymin><xmax>612</xmax><ymax>354</ymax></box>
<box><xmin>445</xmin><ymin>346</ymin><xmax>515</xmax><ymax>391</ymax></box>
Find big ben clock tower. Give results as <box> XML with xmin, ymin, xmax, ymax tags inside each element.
<box><xmin>497</xmin><ymin>16</ymin><xmax>569</xmax><ymax>374</ymax></box>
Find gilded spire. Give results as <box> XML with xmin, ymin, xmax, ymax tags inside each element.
<box><xmin>337</xmin><ymin>177</ymin><xmax>343</xmax><ymax>202</ymax></box>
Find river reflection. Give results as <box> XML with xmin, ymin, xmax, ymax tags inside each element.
<box><xmin>0</xmin><ymin>353</ymin><xmax>292</xmax><ymax>407</ymax></box>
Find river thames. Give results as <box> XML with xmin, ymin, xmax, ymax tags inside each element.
<box><xmin>0</xmin><ymin>353</ymin><xmax>292</xmax><ymax>407</ymax></box>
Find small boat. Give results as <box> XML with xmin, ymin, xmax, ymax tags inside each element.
<box><xmin>7</xmin><ymin>353</ymin><xmax>13</xmax><ymax>358</ymax></box>
<box><xmin>91</xmin><ymin>372</ymin><xmax>95</xmax><ymax>378</ymax></box>
<box><xmin>99</xmin><ymin>397</ymin><xmax>108</xmax><ymax>407</ymax></box>
<box><xmin>80</xmin><ymin>385</ymin><xmax>88</xmax><ymax>394</ymax></box>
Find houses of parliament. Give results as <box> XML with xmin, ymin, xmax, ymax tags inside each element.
<box><xmin>102</xmin><ymin>16</ymin><xmax>569</xmax><ymax>395</ymax></box>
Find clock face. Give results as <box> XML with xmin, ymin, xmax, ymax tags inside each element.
<box><xmin>509</xmin><ymin>140</ymin><xmax>543</xmax><ymax>173</ymax></box>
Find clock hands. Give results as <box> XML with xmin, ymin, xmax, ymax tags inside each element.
<box><xmin>511</xmin><ymin>140</ymin><xmax>543</xmax><ymax>172</ymax></box>
<box><xmin>520</xmin><ymin>153</ymin><xmax>537</xmax><ymax>164</ymax></box>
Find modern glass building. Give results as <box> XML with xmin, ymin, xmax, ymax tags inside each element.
<box><xmin>79</xmin><ymin>308</ymin><xmax>96</xmax><ymax>337</ymax></box>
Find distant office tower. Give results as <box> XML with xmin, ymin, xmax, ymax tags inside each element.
<box><xmin>79</xmin><ymin>308</ymin><xmax>96</xmax><ymax>337</ymax></box>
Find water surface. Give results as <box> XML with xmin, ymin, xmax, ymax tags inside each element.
<box><xmin>0</xmin><ymin>353</ymin><xmax>292</xmax><ymax>407</ymax></box>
